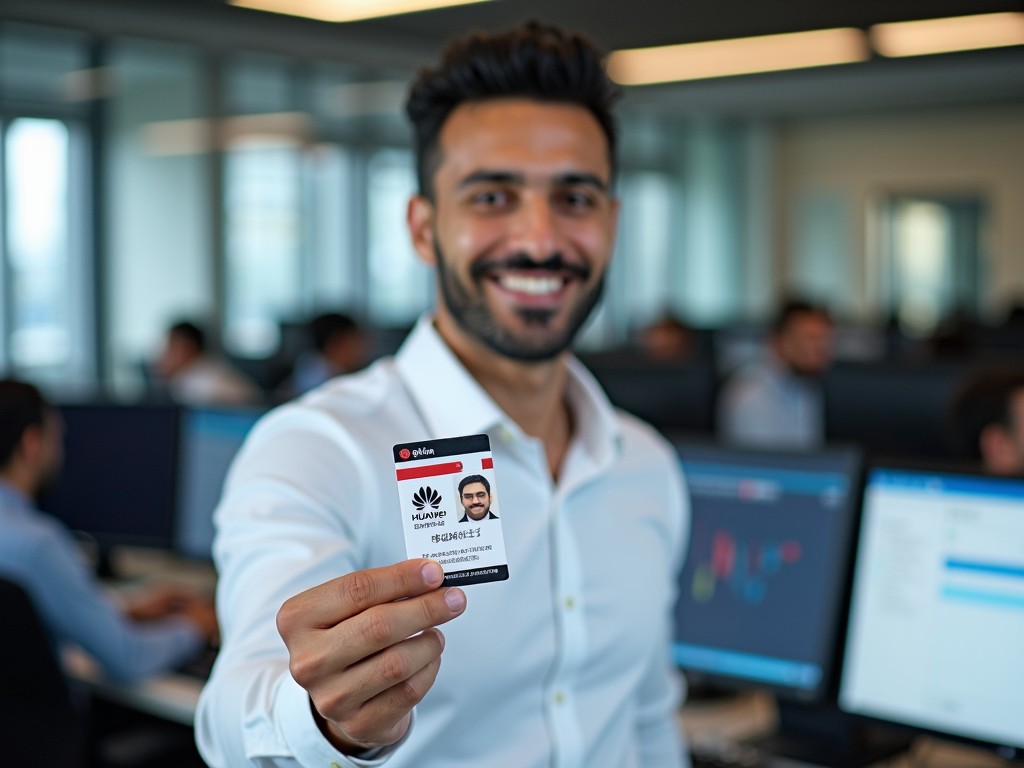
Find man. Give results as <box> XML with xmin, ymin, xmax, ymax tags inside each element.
<box><xmin>948</xmin><ymin>370</ymin><xmax>1024</xmax><ymax>475</ymax></box>
<box><xmin>717</xmin><ymin>299</ymin><xmax>834</xmax><ymax>449</ymax></box>
<box><xmin>457</xmin><ymin>474</ymin><xmax>498</xmax><ymax>522</ymax></box>
<box><xmin>0</xmin><ymin>379</ymin><xmax>218</xmax><ymax>683</ymax></box>
<box><xmin>197</xmin><ymin>22</ymin><xmax>689</xmax><ymax>768</ymax></box>
<box><xmin>153</xmin><ymin>320</ymin><xmax>262</xmax><ymax>406</ymax></box>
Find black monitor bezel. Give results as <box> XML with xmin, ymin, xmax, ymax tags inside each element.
<box><xmin>838</xmin><ymin>458</ymin><xmax>1024</xmax><ymax>762</ymax></box>
<box><xmin>45</xmin><ymin>400</ymin><xmax>182</xmax><ymax>552</ymax></box>
<box><xmin>669</xmin><ymin>436</ymin><xmax>866</xmax><ymax>706</ymax></box>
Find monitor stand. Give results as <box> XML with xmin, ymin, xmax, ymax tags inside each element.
<box><xmin>745</xmin><ymin>700</ymin><xmax>912</xmax><ymax>768</ymax></box>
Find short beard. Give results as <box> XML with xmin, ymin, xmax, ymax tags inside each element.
<box><xmin>435</xmin><ymin>242</ymin><xmax>604</xmax><ymax>362</ymax></box>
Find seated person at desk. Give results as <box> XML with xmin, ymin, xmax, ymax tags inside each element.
<box><xmin>153</xmin><ymin>320</ymin><xmax>262</xmax><ymax>406</ymax></box>
<box><xmin>717</xmin><ymin>299</ymin><xmax>834</xmax><ymax>450</ymax></box>
<box><xmin>636</xmin><ymin>314</ymin><xmax>697</xmax><ymax>363</ymax></box>
<box><xmin>284</xmin><ymin>311</ymin><xmax>368</xmax><ymax>397</ymax></box>
<box><xmin>0</xmin><ymin>379</ymin><xmax>218</xmax><ymax>682</ymax></box>
<box><xmin>948</xmin><ymin>369</ymin><xmax>1024</xmax><ymax>475</ymax></box>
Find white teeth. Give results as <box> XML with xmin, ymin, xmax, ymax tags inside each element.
<box><xmin>498</xmin><ymin>275</ymin><xmax>564</xmax><ymax>296</ymax></box>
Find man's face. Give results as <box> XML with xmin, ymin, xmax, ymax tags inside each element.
<box><xmin>987</xmin><ymin>389</ymin><xmax>1024</xmax><ymax>475</ymax></box>
<box><xmin>35</xmin><ymin>410</ymin><xmax>64</xmax><ymax>497</ymax></box>
<box><xmin>775</xmin><ymin>313</ymin><xmax>834</xmax><ymax>378</ymax></box>
<box><xmin>460</xmin><ymin>482</ymin><xmax>491</xmax><ymax>520</ymax></box>
<box><xmin>408</xmin><ymin>98</ymin><xmax>618</xmax><ymax>361</ymax></box>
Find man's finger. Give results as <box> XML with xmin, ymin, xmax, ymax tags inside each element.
<box><xmin>279</xmin><ymin>559</ymin><xmax>445</xmax><ymax>631</ymax></box>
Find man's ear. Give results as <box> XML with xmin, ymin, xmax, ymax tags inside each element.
<box><xmin>16</xmin><ymin>424</ymin><xmax>43</xmax><ymax>465</ymax></box>
<box><xmin>407</xmin><ymin>195</ymin><xmax>437</xmax><ymax>267</ymax></box>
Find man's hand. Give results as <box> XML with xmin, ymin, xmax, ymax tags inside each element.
<box><xmin>125</xmin><ymin>584</ymin><xmax>220</xmax><ymax>644</ymax></box>
<box><xmin>276</xmin><ymin>559</ymin><xmax>467</xmax><ymax>755</ymax></box>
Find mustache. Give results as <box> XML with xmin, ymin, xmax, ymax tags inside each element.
<box><xmin>470</xmin><ymin>253</ymin><xmax>591</xmax><ymax>282</ymax></box>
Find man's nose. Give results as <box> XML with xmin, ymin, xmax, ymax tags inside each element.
<box><xmin>509</xmin><ymin>193</ymin><xmax>558</xmax><ymax>260</ymax></box>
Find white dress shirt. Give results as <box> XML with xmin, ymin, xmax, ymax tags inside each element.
<box><xmin>196</xmin><ymin>316</ymin><xmax>690</xmax><ymax>768</ymax></box>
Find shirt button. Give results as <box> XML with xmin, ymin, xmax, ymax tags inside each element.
<box><xmin>564</xmin><ymin>596</ymin><xmax>575</xmax><ymax>610</ymax></box>
<box><xmin>554</xmin><ymin>691</ymin><xmax>565</xmax><ymax>706</ymax></box>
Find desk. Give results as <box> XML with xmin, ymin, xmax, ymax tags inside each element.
<box><xmin>64</xmin><ymin>649</ymin><xmax>203</xmax><ymax>727</ymax></box>
<box><xmin>679</xmin><ymin>692</ymin><xmax>1015</xmax><ymax>768</ymax></box>
<box><xmin>68</xmin><ymin>668</ymin><xmax>1015</xmax><ymax>768</ymax></box>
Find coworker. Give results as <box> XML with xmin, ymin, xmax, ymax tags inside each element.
<box><xmin>637</xmin><ymin>315</ymin><xmax>696</xmax><ymax>362</ymax></box>
<box><xmin>0</xmin><ymin>379</ymin><xmax>218</xmax><ymax>682</ymax></box>
<box><xmin>717</xmin><ymin>299</ymin><xmax>834</xmax><ymax>449</ymax></box>
<box><xmin>948</xmin><ymin>370</ymin><xmax>1024</xmax><ymax>475</ymax></box>
<box><xmin>197</xmin><ymin>22</ymin><xmax>689</xmax><ymax>768</ymax></box>
<box><xmin>457</xmin><ymin>474</ymin><xmax>497</xmax><ymax>522</ymax></box>
<box><xmin>153</xmin><ymin>320</ymin><xmax>262</xmax><ymax>406</ymax></box>
<box><xmin>285</xmin><ymin>312</ymin><xmax>368</xmax><ymax>397</ymax></box>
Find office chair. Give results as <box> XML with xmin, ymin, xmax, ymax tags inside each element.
<box><xmin>0</xmin><ymin>576</ymin><xmax>85</xmax><ymax>768</ymax></box>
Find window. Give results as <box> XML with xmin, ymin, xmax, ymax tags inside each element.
<box><xmin>878</xmin><ymin>195</ymin><xmax>986</xmax><ymax>336</ymax></box>
<box><xmin>365</xmin><ymin>149</ymin><xmax>430</xmax><ymax>326</ymax></box>
<box><xmin>3</xmin><ymin>118</ymin><xmax>81</xmax><ymax>378</ymax></box>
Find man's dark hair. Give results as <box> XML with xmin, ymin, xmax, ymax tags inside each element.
<box><xmin>310</xmin><ymin>312</ymin><xmax>359</xmax><ymax>354</ymax></box>
<box><xmin>458</xmin><ymin>474</ymin><xmax>491</xmax><ymax>495</ymax></box>
<box><xmin>405</xmin><ymin>20</ymin><xmax>620</xmax><ymax>199</ymax></box>
<box><xmin>0</xmin><ymin>380</ymin><xmax>50</xmax><ymax>469</ymax></box>
<box><xmin>169</xmin><ymin>320</ymin><xmax>206</xmax><ymax>352</ymax></box>
<box><xmin>774</xmin><ymin>299</ymin><xmax>831</xmax><ymax>335</ymax></box>
<box><xmin>947</xmin><ymin>370</ymin><xmax>1024</xmax><ymax>459</ymax></box>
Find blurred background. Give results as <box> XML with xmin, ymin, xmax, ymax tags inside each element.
<box><xmin>0</xmin><ymin>0</ymin><xmax>1022</xmax><ymax>401</ymax></box>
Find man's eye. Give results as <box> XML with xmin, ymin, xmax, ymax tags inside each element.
<box><xmin>472</xmin><ymin>189</ymin><xmax>510</xmax><ymax>206</ymax></box>
<box><xmin>559</xmin><ymin>191</ymin><xmax>597</xmax><ymax>210</ymax></box>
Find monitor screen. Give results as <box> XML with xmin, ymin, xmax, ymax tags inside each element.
<box><xmin>174</xmin><ymin>407</ymin><xmax>263</xmax><ymax>560</ymax></box>
<box><xmin>44</xmin><ymin>403</ymin><xmax>180</xmax><ymax>549</ymax></box>
<box><xmin>673</xmin><ymin>441</ymin><xmax>862</xmax><ymax>702</ymax></box>
<box><xmin>840</xmin><ymin>467</ymin><xmax>1024</xmax><ymax>757</ymax></box>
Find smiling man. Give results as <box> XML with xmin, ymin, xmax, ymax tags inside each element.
<box><xmin>197</xmin><ymin>22</ymin><xmax>689</xmax><ymax>768</ymax></box>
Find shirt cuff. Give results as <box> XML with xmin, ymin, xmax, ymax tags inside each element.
<box><xmin>276</xmin><ymin>672</ymin><xmax>413</xmax><ymax>767</ymax></box>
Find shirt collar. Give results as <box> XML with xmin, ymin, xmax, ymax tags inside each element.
<box><xmin>0</xmin><ymin>477</ymin><xmax>34</xmax><ymax>515</ymax></box>
<box><xmin>395</xmin><ymin>316</ymin><xmax>622</xmax><ymax>463</ymax></box>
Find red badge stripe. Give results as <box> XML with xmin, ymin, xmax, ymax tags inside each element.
<box><xmin>396</xmin><ymin>461</ymin><xmax>464</xmax><ymax>481</ymax></box>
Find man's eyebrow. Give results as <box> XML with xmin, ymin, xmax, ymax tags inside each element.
<box><xmin>456</xmin><ymin>170</ymin><xmax>609</xmax><ymax>192</ymax></box>
<box><xmin>556</xmin><ymin>172</ymin><xmax>608</xmax><ymax>192</ymax></box>
<box><xmin>457</xmin><ymin>170</ymin><xmax>523</xmax><ymax>189</ymax></box>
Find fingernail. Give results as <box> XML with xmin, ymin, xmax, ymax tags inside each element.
<box><xmin>444</xmin><ymin>588</ymin><xmax>466</xmax><ymax>613</ymax></box>
<box><xmin>421</xmin><ymin>561</ymin><xmax>444</xmax><ymax>585</ymax></box>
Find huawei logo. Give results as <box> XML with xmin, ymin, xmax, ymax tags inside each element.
<box><xmin>412</xmin><ymin>486</ymin><xmax>442</xmax><ymax>511</ymax></box>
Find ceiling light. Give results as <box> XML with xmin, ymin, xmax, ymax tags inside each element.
<box><xmin>607</xmin><ymin>28</ymin><xmax>868</xmax><ymax>86</ymax></box>
<box><xmin>229</xmin><ymin>0</ymin><xmax>494</xmax><ymax>23</ymax></box>
<box><xmin>871</xmin><ymin>12</ymin><xmax>1024</xmax><ymax>57</ymax></box>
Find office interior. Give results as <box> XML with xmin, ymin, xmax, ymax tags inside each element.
<box><xmin>1</xmin><ymin>0</ymin><xmax>1023</xmax><ymax>766</ymax></box>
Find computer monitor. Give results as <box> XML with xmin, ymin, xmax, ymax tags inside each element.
<box><xmin>672</xmin><ymin>441</ymin><xmax>914</xmax><ymax>766</ymax></box>
<box><xmin>823</xmin><ymin>361</ymin><xmax>969</xmax><ymax>460</ymax></box>
<box><xmin>174</xmin><ymin>406</ymin><xmax>263</xmax><ymax>560</ymax></box>
<box><xmin>673</xmin><ymin>441</ymin><xmax>862</xmax><ymax>703</ymax></box>
<box><xmin>840</xmin><ymin>466</ymin><xmax>1024</xmax><ymax>760</ymax></box>
<box><xmin>43</xmin><ymin>403</ymin><xmax>180</xmax><ymax>552</ymax></box>
<box><xmin>581</xmin><ymin>355</ymin><xmax>717</xmax><ymax>435</ymax></box>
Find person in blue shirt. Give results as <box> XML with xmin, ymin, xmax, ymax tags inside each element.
<box><xmin>284</xmin><ymin>312</ymin><xmax>369</xmax><ymax>398</ymax></box>
<box><xmin>0</xmin><ymin>379</ymin><xmax>218</xmax><ymax>682</ymax></box>
<box><xmin>717</xmin><ymin>299</ymin><xmax>835</xmax><ymax>450</ymax></box>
